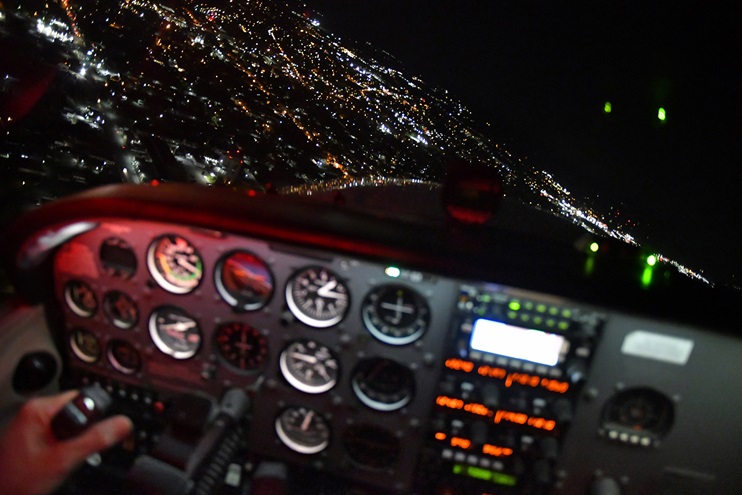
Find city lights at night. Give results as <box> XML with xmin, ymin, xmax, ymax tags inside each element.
<box><xmin>0</xmin><ymin>0</ymin><xmax>720</xmax><ymax>286</ymax></box>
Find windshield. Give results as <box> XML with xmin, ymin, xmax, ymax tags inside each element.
<box><xmin>0</xmin><ymin>0</ymin><xmax>738</xmax><ymax>290</ymax></box>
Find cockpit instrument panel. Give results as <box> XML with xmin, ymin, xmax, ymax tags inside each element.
<box><xmin>38</xmin><ymin>210</ymin><xmax>742</xmax><ymax>494</ymax></box>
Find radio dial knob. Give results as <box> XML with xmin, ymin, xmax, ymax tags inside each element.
<box><xmin>481</xmin><ymin>383</ymin><xmax>499</xmax><ymax>408</ymax></box>
<box><xmin>566</xmin><ymin>359</ymin><xmax>587</xmax><ymax>383</ymax></box>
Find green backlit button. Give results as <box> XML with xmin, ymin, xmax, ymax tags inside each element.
<box><xmin>507</xmin><ymin>311</ymin><xmax>518</xmax><ymax>320</ymax></box>
<box><xmin>533</xmin><ymin>316</ymin><xmax>543</xmax><ymax>325</ymax></box>
<box><xmin>492</xmin><ymin>471</ymin><xmax>517</xmax><ymax>487</ymax></box>
<box><xmin>558</xmin><ymin>321</ymin><xmax>570</xmax><ymax>331</ymax></box>
<box><xmin>520</xmin><ymin>314</ymin><xmax>531</xmax><ymax>323</ymax></box>
<box><xmin>561</xmin><ymin>309</ymin><xmax>573</xmax><ymax>318</ymax></box>
<box><xmin>524</xmin><ymin>301</ymin><xmax>534</xmax><ymax>311</ymax></box>
<box><xmin>548</xmin><ymin>307</ymin><xmax>559</xmax><ymax>316</ymax></box>
<box><xmin>508</xmin><ymin>301</ymin><xmax>521</xmax><ymax>311</ymax></box>
<box><xmin>536</xmin><ymin>304</ymin><xmax>547</xmax><ymax>313</ymax></box>
<box><xmin>546</xmin><ymin>319</ymin><xmax>556</xmax><ymax>327</ymax></box>
<box><xmin>466</xmin><ymin>466</ymin><xmax>492</xmax><ymax>481</ymax></box>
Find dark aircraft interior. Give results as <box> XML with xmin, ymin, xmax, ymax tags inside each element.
<box><xmin>1</xmin><ymin>177</ymin><xmax>740</xmax><ymax>495</ymax></box>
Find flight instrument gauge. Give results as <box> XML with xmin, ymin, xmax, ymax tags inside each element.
<box><xmin>275</xmin><ymin>406</ymin><xmax>330</xmax><ymax>454</ymax></box>
<box><xmin>100</xmin><ymin>237</ymin><xmax>137</xmax><ymax>279</ymax></box>
<box><xmin>147</xmin><ymin>234</ymin><xmax>203</xmax><ymax>294</ymax></box>
<box><xmin>69</xmin><ymin>328</ymin><xmax>101</xmax><ymax>363</ymax></box>
<box><xmin>351</xmin><ymin>358</ymin><xmax>414</xmax><ymax>412</ymax></box>
<box><xmin>286</xmin><ymin>266</ymin><xmax>349</xmax><ymax>328</ymax></box>
<box><xmin>362</xmin><ymin>284</ymin><xmax>430</xmax><ymax>345</ymax></box>
<box><xmin>103</xmin><ymin>291</ymin><xmax>138</xmax><ymax>329</ymax></box>
<box><xmin>149</xmin><ymin>306</ymin><xmax>202</xmax><ymax>359</ymax></box>
<box><xmin>280</xmin><ymin>339</ymin><xmax>339</xmax><ymax>394</ymax></box>
<box><xmin>215</xmin><ymin>250</ymin><xmax>274</xmax><ymax>311</ymax></box>
<box><xmin>108</xmin><ymin>339</ymin><xmax>141</xmax><ymax>374</ymax></box>
<box><xmin>214</xmin><ymin>322</ymin><xmax>268</xmax><ymax>371</ymax></box>
<box><xmin>64</xmin><ymin>280</ymin><xmax>97</xmax><ymax>317</ymax></box>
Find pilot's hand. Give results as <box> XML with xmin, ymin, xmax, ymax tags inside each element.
<box><xmin>0</xmin><ymin>390</ymin><xmax>133</xmax><ymax>495</ymax></box>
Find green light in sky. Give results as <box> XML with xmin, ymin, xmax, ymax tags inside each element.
<box><xmin>603</xmin><ymin>101</ymin><xmax>612</xmax><ymax>114</ymax></box>
<box><xmin>657</xmin><ymin>107</ymin><xmax>666</xmax><ymax>121</ymax></box>
<box><xmin>589</xmin><ymin>242</ymin><xmax>600</xmax><ymax>253</ymax></box>
<box><xmin>647</xmin><ymin>255</ymin><xmax>657</xmax><ymax>267</ymax></box>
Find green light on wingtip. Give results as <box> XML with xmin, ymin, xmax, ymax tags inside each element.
<box><xmin>647</xmin><ymin>255</ymin><xmax>657</xmax><ymax>267</ymax></box>
<box><xmin>589</xmin><ymin>242</ymin><xmax>600</xmax><ymax>253</ymax></box>
<box><xmin>657</xmin><ymin>107</ymin><xmax>666</xmax><ymax>121</ymax></box>
<box><xmin>603</xmin><ymin>101</ymin><xmax>612</xmax><ymax>114</ymax></box>
<box><xmin>385</xmin><ymin>266</ymin><xmax>401</xmax><ymax>278</ymax></box>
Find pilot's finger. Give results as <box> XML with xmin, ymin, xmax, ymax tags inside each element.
<box><xmin>27</xmin><ymin>390</ymin><xmax>80</xmax><ymax>425</ymax></box>
<box><xmin>58</xmin><ymin>414</ymin><xmax>133</xmax><ymax>467</ymax></box>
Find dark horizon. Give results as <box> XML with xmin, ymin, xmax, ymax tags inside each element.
<box><xmin>304</xmin><ymin>0</ymin><xmax>741</xmax><ymax>285</ymax></box>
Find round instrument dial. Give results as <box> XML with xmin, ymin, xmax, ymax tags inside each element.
<box><xmin>147</xmin><ymin>235</ymin><xmax>203</xmax><ymax>294</ymax></box>
<box><xmin>351</xmin><ymin>358</ymin><xmax>414</xmax><ymax>412</ymax></box>
<box><xmin>362</xmin><ymin>284</ymin><xmax>430</xmax><ymax>345</ymax></box>
<box><xmin>214</xmin><ymin>322</ymin><xmax>268</xmax><ymax>371</ymax></box>
<box><xmin>108</xmin><ymin>339</ymin><xmax>141</xmax><ymax>374</ymax></box>
<box><xmin>103</xmin><ymin>291</ymin><xmax>138</xmax><ymax>329</ymax></box>
<box><xmin>286</xmin><ymin>266</ymin><xmax>349</xmax><ymax>328</ymax></box>
<box><xmin>100</xmin><ymin>237</ymin><xmax>137</xmax><ymax>279</ymax></box>
<box><xmin>215</xmin><ymin>250</ymin><xmax>274</xmax><ymax>311</ymax></box>
<box><xmin>280</xmin><ymin>339</ymin><xmax>339</xmax><ymax>394</ymax></box>
<box><xmin>275</xmin><ymin>406</ymin><xmax>330</xmax><ymax>454</ymax></box>
<box><xmin>64</xmin><ymin>280</ymin><xmax>97</xmax><ymax>317</ymax></box>
<box><xmin>69</xmin><ymin>328</ymin><xmax>101</xmax><ymax>363</ymax></box>
<box><xmin>149</xmin><ymin>307</ymin><xmax>201</xmax><ymax>359</ymax></box>
<box><xmin>343</xmin><ymin>424</ymin><xmax>400</xmax><ymax>469</ymax></box>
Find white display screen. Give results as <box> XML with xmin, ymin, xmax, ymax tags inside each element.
<box><xmin>470</xmin><ymin>319</ymin><xmax>565</xmax><ymax>366</ymax></box>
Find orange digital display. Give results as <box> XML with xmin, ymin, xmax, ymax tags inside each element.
<box><xmin>435</xmin><ymin>396</ymin><xmax>557</xmax><ymax>432</ymax></box>
<box><xmin>436</xmin><ymin>395</ymin><xmax>464</xmax><ymax>409</ymax></box>
<box><xmin>463</xmin><ymin>402</ymin><xmax>490</xmax><ymax>416</ymax></box>
<box><xmin>482</xmin><ymin>443</ymin><xmax>514</xmax><ymax>457</ymax></box>
<box><xmin>444</xmin><ymin>359</ymin><xmax>569</xmax><ymax>394</ymax></box>
<box><xmin>450</xmin><ymin>437</ymin><xmax>472</xmax><ymax>449</ymax></box>
<box><xmin>494</xmin><ymin>409</ymin><xmax>556</xmax><ymax>431</ymax></box>
<box><xmin>477</xmin><ymin>365</ymin><xmax>507</xmax><ymax>379</ymax></box>
<box><xmin>445</xmin><ymin>358</ymin><xmax>475</xmax><ymax>372</ymax></box>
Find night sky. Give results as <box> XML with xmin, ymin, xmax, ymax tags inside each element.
<box><xmin>305</xmin><ymin>0</ymin><xmax>740</xmax><ymax>285</ymax></box>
